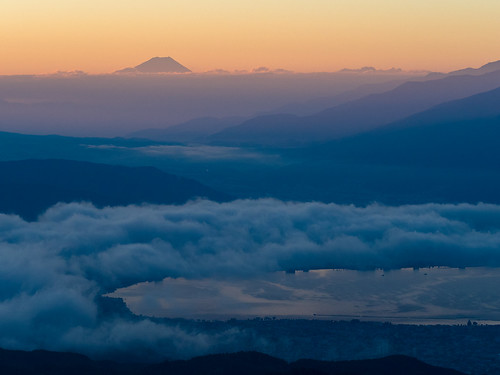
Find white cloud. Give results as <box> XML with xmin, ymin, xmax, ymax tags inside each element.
<box><xmin>2</xmin><ymin>199</ymin><xmax>500</xmax><ymax>358</ymax></box>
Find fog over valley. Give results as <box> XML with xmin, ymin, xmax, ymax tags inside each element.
<box><xmin>2</xmin><ymin>200</ymin><xmax>500</xmax><ymax>361</ymax></box>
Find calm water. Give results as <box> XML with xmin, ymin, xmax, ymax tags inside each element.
<box><xmin>110</xmin><ymin>267</ymin><xmax>500</xmax><ymax>324</ymax></box>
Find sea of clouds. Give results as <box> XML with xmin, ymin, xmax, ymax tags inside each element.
<box><xmin>1</xmin><ymin>199</ymin><xmax>500</xmax><ymax>360</ymax></box>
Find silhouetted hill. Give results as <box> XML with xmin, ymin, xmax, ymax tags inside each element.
<box><xmin>0</xmin><ymin>159</ymin><xmax>229</xmax><ymax>220</ymax></box>
<box><xmin>116</xmin><ymin>57</ymin><xmax>191</xmax><ymax>74</ymax></box>
<box><xmin>0</xmin><ymin>348</ymin><xmax>143</xmax><ymax>375</ymax></box>
<box><xmin>290</xmin><ymin>355</ymin><xmax>465</xmax><ymax>375</ymax></box>
<box><xmin>211</xmin><ymin>68</ymin><xmax>500</xmax><ymax>146</ymax></box>
<box><xmin>145</xmin><ymin>352</ymin><xmax>288</xmax><ymax>375</ymax></box>
<box><xmin>0</xmin><ymin>349</ymin><xmax>465</xmax><ymax>375</ymax></box>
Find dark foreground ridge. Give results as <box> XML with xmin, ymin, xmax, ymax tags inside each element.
<box><xmin>0</xmin><ymin>349</ymin><xmax>465</xmax><ymax>375</ymax></box>
<box><xmin>0</xmin><ymin>159</ymin><xmax>230</xmax><ymax>220</ymax></box>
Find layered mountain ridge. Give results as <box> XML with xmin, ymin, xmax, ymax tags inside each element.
<box><xmin>209</xmin><ymin>62</ymin><xmax>500</xmax><ymax>146</ymax></box>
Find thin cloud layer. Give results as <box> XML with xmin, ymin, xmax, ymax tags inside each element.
<box><xmin>85</xmin><ymin>144</ymin><xmax>276</xmax><ymax>161</ymax></box>
<box><xmin>2</xmin><ymin>199</ymin><xmax>500</xmax><ymax>358</ymax></box>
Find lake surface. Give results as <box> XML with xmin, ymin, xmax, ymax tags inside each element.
<box><xmin>110</xmin><ymin>267</ymin><xmax>500</xmax><ymax>324</ymax></box>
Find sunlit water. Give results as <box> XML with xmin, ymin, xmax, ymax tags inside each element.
<box><xmin>110</xmin><ymin>267</ymin><xmax>500</xmax><ymax>324</ymax></box>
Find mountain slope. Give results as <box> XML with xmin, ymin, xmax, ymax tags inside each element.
<box><xmin>427</xmin><ymin>59</ymin><xmax>500</xmax><ymax>78</ymax></box>
<box><xmin>313</xmin><ymin>85</ymin><xmax>500</xmax><ymax>167</ymax></box>
<box><xmin>211</xmin><ymin>67</ymin><xmax>500</xmax><ymax>146</ymax></box>
<box><xmin>0</xmin><ymin>159</ymin><xmax>229</xmax><ymax>220</ymax></box>
<box><xmin>250</xmin><ymin>86</ymin><xmax>500</xmax><ymax>205</ymax></box>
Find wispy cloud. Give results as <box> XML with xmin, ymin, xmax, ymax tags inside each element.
<box><xmin>85</xmin><ymin>144</ymin><xmax>278</xmax><ymax>161</ymax></box>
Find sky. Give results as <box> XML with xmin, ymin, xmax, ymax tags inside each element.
<box><xmin>2</xmin><ymin>0</ymin><xmax>500</xmax><ymax>74</ymax></box>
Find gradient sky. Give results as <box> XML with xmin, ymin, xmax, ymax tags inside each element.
<box><xmin>2</xmin><ymin>0</ymin><xmax>500</xmax><ymax>74</ymax></box>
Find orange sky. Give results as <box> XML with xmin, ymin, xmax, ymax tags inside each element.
<box><xmin>2</xmin><ymin>0</ymin><xmax>500</xmax><ymax>74</ymax></box>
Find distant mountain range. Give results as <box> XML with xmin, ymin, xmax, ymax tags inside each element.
<box><xmin>116</xmin><ymin>57</ymin><xmax>191</xmax><ymax>74</ymax></box>
<box><xmin>127</xmin><ymin>80</ymin><xmax>412</xmax><ymax>142</ymax></box>
<box><xmin>0</xmin><ymin>159</ymin><xmax>229</xmax><ymax>220</ymax></box>
<box><xmin>427</xmin><ymin>59</ymin><xmax>500</xmax><ymax>78</ymax></box>
<box><xmin>209</xmin><ymin>61</ymin><xmax>500</xmax><ymax>146</ymax></box>
<box><xmin>254</xmin><ymin>84</ymin><xmax>500</xmax><ymax>204</ymax></box>
<box><xmin>312</xmin><ymin>84</ymin><xmax>500</xmax><ymax>167</ymax></box>
<box><xmin>1</xmin><ymin>79</ymin><xmax>500</xmax><ymax>205</ymax></box>
<box><xmin>1</xmin><ymin>59</ymin><xmax>500</xmax><ymax>206</ymax></box>
<box><xmin>0</xmin><ymin>349</ymin><xmax>465</xmax><ymax>375</ymax></box>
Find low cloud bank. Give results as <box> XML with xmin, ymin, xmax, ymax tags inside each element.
<box><xmin>1</xmin><ymin>199</ymin><xmax>500</xmax><ymax>359</ymax></box>
<box><xmin>86</xmin><ymin>144</ymin><xmax>276</xmax><ymax>161</ymax></box>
